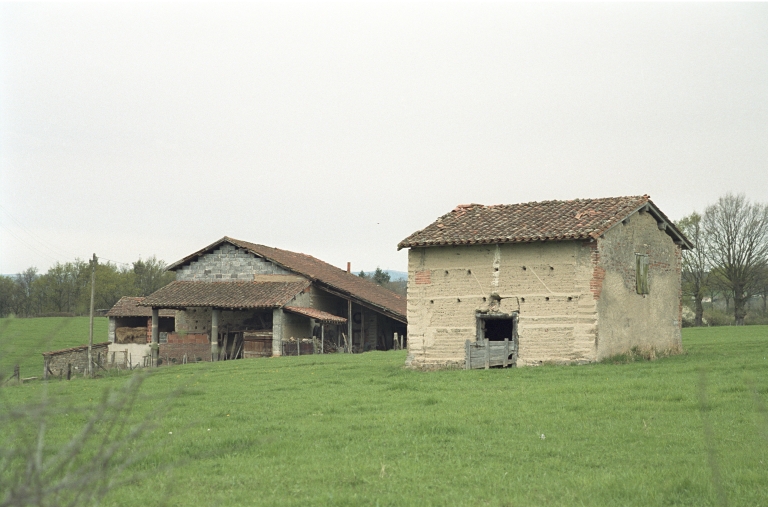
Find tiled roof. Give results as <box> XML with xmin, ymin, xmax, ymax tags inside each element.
<box><xmin>43</xmin><ymin>342</ymin><xmax>110</xmax><ymax>357</ymax></box>
<box><xmin>140</xmin><ymin>280</ymin><xmax>310</xmax><ymax>309</ymax></box>
<box><xmin>398</xmin><ymin>195</ymin><xmax>692</xmax><ymax>250</ymax></box>
<box><xmin>283</xmin><ymin>306</ymin><xmax>347</xmax><ymax>324</ymax></box>
<box><xmin>167</xmin><ymin>238</ymin><xmax>407</xmax><ymax>322</ymax></box>
<box><xmin>105</xmin><ymin>297</ymin><xmax>175</xmax><ymax>318</ymax></box>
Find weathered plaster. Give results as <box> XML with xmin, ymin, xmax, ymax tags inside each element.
<box><xmin>406</xmin><ymin>209</ymin><xmax>683</xmax><ymax>369</ymax></box>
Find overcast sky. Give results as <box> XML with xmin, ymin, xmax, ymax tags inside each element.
<box><xmin>1</xmin><ymin>2</ymin><xmax>767</xmax><ymax>276</ymax></box>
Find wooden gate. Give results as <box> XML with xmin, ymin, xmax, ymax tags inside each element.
<box><xmin>243</xmin><ymin>331</ymin><xmax>273</xmax><ymax>358</ymax></box>
<box><xmin>465</xmin><ymin>338</ymin><xmax>517</xmax><ymax>369</ymax></box>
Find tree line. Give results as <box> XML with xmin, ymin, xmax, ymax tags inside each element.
<box><xmin>677</xmin><ymin>193</ymin><xmax>768</xmax><ymax>326</ymax></box>
<box><xmin>0</xmin><ymin>256</ymin><xmax>175</xmax><ymax>318</ymax></box>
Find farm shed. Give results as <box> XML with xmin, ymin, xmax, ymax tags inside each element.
<box><xmin>105</xmin><ymin>297</ymin><xmax>175</xmax><ymax>367</ymax></box>
<box><xmin>397</xmin><ymin>195</ymin><xmax>692</xmax><ymax>369</ymax></box>
<box><xmin>140</xmin><ymin>237</ymin><xmax>407</xmax><ymax>364</ymax></box>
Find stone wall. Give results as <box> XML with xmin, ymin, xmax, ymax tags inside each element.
<box><xmin>406</xmin><ymin>241</ymin><xmax>594</xmax><ymax>369</ymax></box>
<box><xmin>594</xmin><ymin>210</ymin><xmax>683</xmax><ymax>358</ymax></box>
<box><xmin>43</xmin><ymin>342</ymin><xmax>110</xmax><ymax>378</ymax></box>
<box><xmin>175</xmin><ymin>243</ymin><xmax>291</xmax><ymax>281</ymax></box>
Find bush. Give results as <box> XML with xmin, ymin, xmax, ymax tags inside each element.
<box><xmin>702</xmin><ymin>308</ymin><xmax>734</xmax><ymax>327</ymax></box>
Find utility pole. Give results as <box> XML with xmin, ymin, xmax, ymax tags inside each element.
<box><xmin>88</xmin><ymin>253</ymin><xmax>97</xmax><ymax>377</ymax></box>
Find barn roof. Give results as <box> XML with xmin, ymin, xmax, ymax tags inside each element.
<box><xmin>140</xmin><ymin>280</ymin><xmax>311</xmax><ymax>310</ymax></box>
<box><xmin>283</xmin><ymin>306</ymin><xmax>347</xmax><ymax>324</ymax></box>
<box><xmin>105</xmin><ymin>297</ymin><xmax>175</xmax><ymax>318</ymax></box>
<box><xmin>166</xmin><ymin>238</ymin><xmax>406</xmax><ymax>322</ymax></box>
<box><xmin>398</xmin><ymin>195</ymin><xmax>692</xmax><ymax>250</ymax></box>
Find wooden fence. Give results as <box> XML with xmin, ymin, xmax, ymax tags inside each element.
<box><xmin>465</xmin><ymin>339</ymin><xmax>517</xmax><ymax>370</ymax></box>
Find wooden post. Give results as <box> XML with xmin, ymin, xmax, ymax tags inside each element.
<box><xmin>211</xmin><ymin>308</ymin><xmax>220</xmax><ymax>361</ymax></box>
<box><xmin>13</xmin><ymin>364</ymin><xmax>19</xmax><ymax>383</ymax></box>
<box><xmin>43</xmin><ymin>358</ymin><xmax>49</xmax><ymax>380</ymax></box>
<box><xmin>484</xmin><ymin>339</ymin><xmax>490</xmax><ymax>370</ymax></box>
<box><xmin>111</xmin><ymin>351</ymin><xmax>115</xmax><ymax>366</ymax></box>
<box><xmin>67</xmin><ymin>363</ymin><xmax>72</xmax><ymax>380</ymax></box>
<box><xmin>321</xmin><ymin>325</ymin><xmax>324</xmax><ymax>354</ymax></box>
<box><xmin>88</xmin><ymin>253</ymin><xmax>97</xmax><ymax>377</ymax></box>
<box><xmin>297</xmin><ymin>337</ymin><xmax>300</xmax><ymax>356</ymax></box>
<box><xmin>151</xmin><ymin>308</ymin><xmax>159</xmax><ymax>367</ymax></box>
<box><xmin>503</xmin><ymin>338</ymin><xmax>509</xmax><ymax>368</ymax></box>
<box><xmin>360</xmin><ymin>308</ymin><xmax>365</xmax><ymax>352</ymax></box>
<box><xmin>347</xmin><ymin>300</ymin><xmax>352</xmax><ymax>353</ymax></box>
<box><xmin>465</xmin><ymin>340</ymin><xmax>471</xmax><ymax>370</ymax></box>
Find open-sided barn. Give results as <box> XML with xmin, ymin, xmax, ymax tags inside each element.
<box><xmin>137</xmin><ymin>237</ymin><xmax>407</xmax><ymax>365</ymax></box>
<box><xmin>398</xmin><ymin>195</ymin><xmax>692</xmax><ymax>369</ymax></box>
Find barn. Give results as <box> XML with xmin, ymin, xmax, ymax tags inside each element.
<box><xmin>397</xmin><ymin>195</ymin><xmax>692</xmax><ymax>369</ymax></box>
<box><xmin>138</xmin><ymin>237</ymin><xmax>407</xmax><ymax>365</ymax></box>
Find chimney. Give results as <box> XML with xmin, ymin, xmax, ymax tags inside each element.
<box><xmin>347</xmin><ymin>262</ymin><xmax>351</xmax><ymax>273</ymax></box>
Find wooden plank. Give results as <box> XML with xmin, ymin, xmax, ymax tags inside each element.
<box><xmin>465</xmin><ymin>340</ymin><xmax>470</xmax><ymax>370</ymax></box>
<box><xmin>503</xmin><ymin>338</ymin><xmax>509</xmax><ymax>368</ymax></box>
<box><xmin>485</xmin><ymin>339</ymin><xmax>490</xmax><ymax>370</ymax></box>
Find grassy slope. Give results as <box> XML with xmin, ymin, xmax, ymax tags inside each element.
<box><xmin>0</xmin><ymin>317</ymin><xmax>109</xmax><ymax>377</ymax></box>
<box><xmin>2</xmin><ymin>322</ymin><xmax>768</xmax><ymax>506</ymax></box>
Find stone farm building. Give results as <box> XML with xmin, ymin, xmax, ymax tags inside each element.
<box><xmin>130</xmin><ymin>237</ymin><xmax>406</xmax><ymax>364</ymax></box>
<box><xmin>397</xmin><ymin>195</ymin><xmax>692</xmax><ymax>369</ymax></box>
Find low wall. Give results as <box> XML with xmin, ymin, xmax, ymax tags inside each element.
<box><xmin>158</xmin><ymin>343</ymin><xmax>210</xmax><ymax>364</ymax></box>
<box><xmin>43</xmin><ymin>342</ymin><xmax>110</xmax><ymax>378</ymax></box>
<box><xmin>107</xmin><ymin>343</ymin><xmax>152</xmax><ymax>368</ymax></box>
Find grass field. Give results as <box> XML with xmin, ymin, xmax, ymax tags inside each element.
<box><xmin>0</xmin><ymin>316</ymin><xmax>109</xmax><ymax>377</ymax></box>
<box><xmin>2</xmin><ymin>319</ymin><xmax>768</xmax><ymax>506</ymax></box>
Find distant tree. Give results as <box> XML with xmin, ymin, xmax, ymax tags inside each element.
<box><xmin>12</xmin><ymin>267</ymin><xmax>38</xmax><ymax>317</ymax></box>
<box><xmin>677</xmin><ymin>212</ymin><xmax>711</xmax><ymax>326</ymax></box>
<box><xmin>133</xmin><ymin>256</ymin><xmax>174</xmax><ymax>296</ymax></box>
<box><xmin>372</xmin><ymin>267</ymin><xmax>391</xmax><ymax>285</ymax></box>
<box><xmin>702</xmin><ymin>193</ymin><xmax>768</xmax><ymax>325</ymax></box>
<box><xmin>0</xmin><ymin>276</ymin><xmax>14</xmax><ymax>317</ymax></box>
<box><xmin>358</xmin><ymin>270</ymin><xmax>367</xmax><ymax>279</ymax></box>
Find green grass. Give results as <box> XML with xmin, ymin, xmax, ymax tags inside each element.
<box><xmin>0</xmin><ymin>316</ymin><xmax>109</xmax><ymax>378</ymax></box>
<box><xmin>2</xmin><ymin>320</ymin><xmax>768</xmax><ymax>506</ymax></box>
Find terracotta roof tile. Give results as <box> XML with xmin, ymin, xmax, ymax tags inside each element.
<box><xmin>283</xmin><ymin>306</ymin><xmax>347</xmax><ymax>324</ymax></box>
<box><xmin>167</xmin><ymin>238</ymin><xmax>407</xmax><ymax>322</ymax></box>
<box><xmin>105</xmin><ymin>297</ymin><xmax>175</xmax><ymax>318</ymax></box>
<box><xmin>140</xmin><ymin>280</ymin><xmax>310</xmax><ymax>309</ymax></box>
<box><xmin>398</xmin><ymin>195</ymin><xmax>691</xmax><ymax>250</ymax></box>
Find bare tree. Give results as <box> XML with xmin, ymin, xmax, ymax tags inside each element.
<box><xmin>702</xmin><ymin>194</ymin><xmax>768</xmax><ymax>325</ymax></box>
<box><xmin>677</xmin><ymin>212</ymin><xmax>710</xmax><ymax>326</ymax></box>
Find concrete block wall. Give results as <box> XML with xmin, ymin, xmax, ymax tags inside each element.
<box><xmin>176</xmin><ymin>243</ymin><xmax>291</xmax><ymax>281</ymax></box>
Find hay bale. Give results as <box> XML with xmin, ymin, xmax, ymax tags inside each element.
<box><xmin>115</xmin><ymin>327</ymin><xmax>147</xmax><ymax>344</ymax></box>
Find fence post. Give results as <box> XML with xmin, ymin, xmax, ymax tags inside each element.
<box><xmin>503</xmin><ymin>338</ymin><xmax>509</xmax><ymax>368</ymax></box>
<box><xmin>484</xmin><ymin>339</ymin><xmax>490</xmax><ymax>370</ymax></box>
<box><xmin>465</xmin><ymin>340</ymin><xmax>471</xmax><ymax>370</ymax></box>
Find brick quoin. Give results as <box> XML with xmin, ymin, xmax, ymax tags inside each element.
<box><xmin>415</xmin><ymin>270</ymin><xmax>431</xmax><ymax>285</ymax></box>
<box><xmin>584</xmin><ymin>241</ymin><xmax>604</xmax><ymax>300</ymax></box>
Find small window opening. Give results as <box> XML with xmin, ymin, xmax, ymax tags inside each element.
<box><xmin>636</xmin><ymin>253</ymin><xmax>649</xmax><ymax>295</ymax></box>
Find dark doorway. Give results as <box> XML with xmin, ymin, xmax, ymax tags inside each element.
<box><xmin>483</xmin><ymin>318</ymin><xmax>515</xmax><ymax>341</ymax></box>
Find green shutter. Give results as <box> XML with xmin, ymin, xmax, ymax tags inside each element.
<box><xmin>636</xmin><ymin>254</ymin><xmax>649</xmax><ymax>294</ymax></box>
